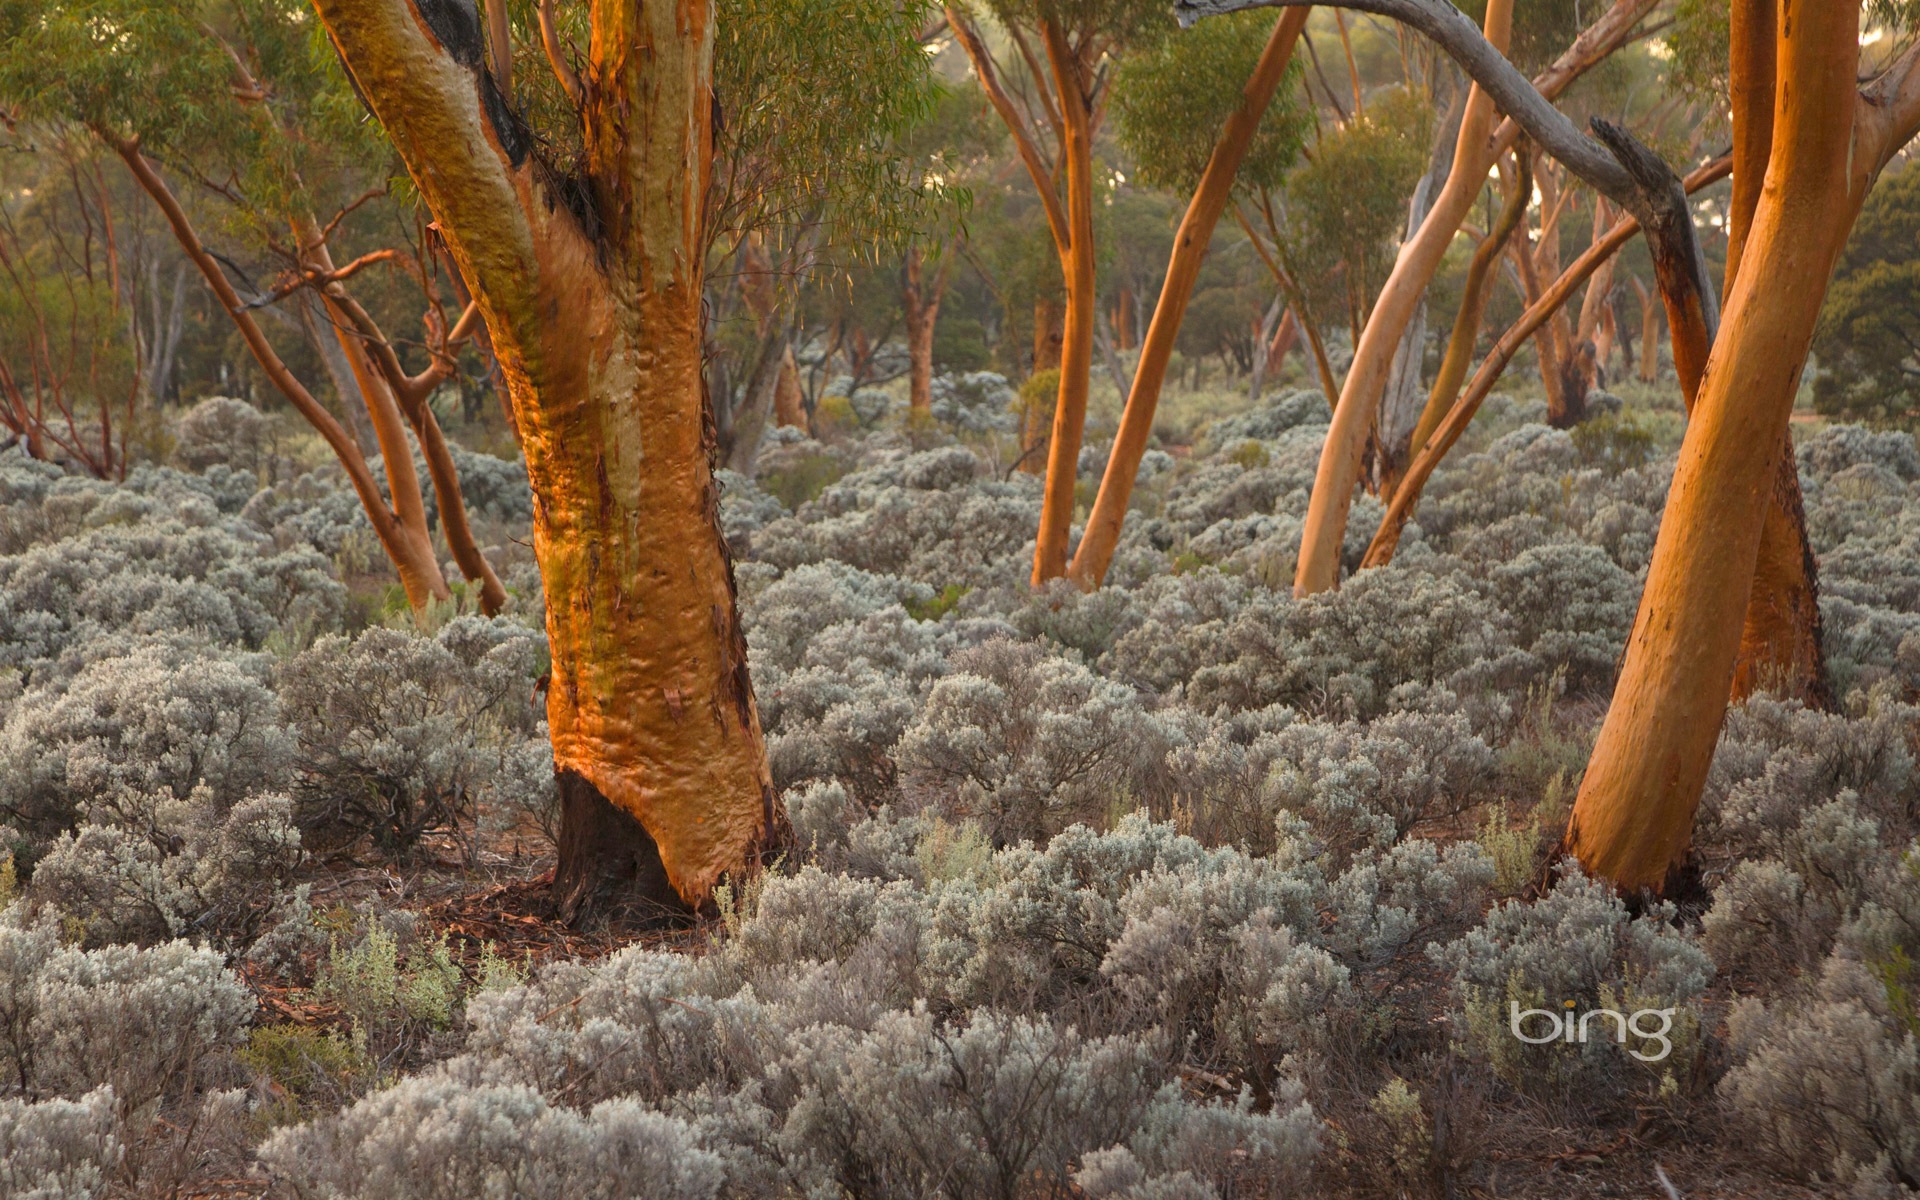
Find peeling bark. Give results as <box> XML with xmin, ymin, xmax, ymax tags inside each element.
<box><xmin>315</xmin><ymin>0</ymin><xmax>782</xmax><ymax>913</ymax></box>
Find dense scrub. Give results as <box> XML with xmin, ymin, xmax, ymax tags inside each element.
<box><xmin>0</xmin><ymin>384</ymin><xmax>1915</xmax><ymax>1198</ymax></box>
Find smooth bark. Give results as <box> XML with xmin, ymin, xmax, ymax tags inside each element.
<box><xmin>1565</xmin><ymin>3</ymin><xmax>1902</xmax><ymax>893</ymax></box>
<box><xmin>1363</xmin><ymin>156</ymin><xmax>1731</xmax><ymax>569</ymax></box>
<box><xmin>1286</xmin><ymin>0</ymin><xmax>1511</xmax><ymax>596</ymax></box>
<box><xmin>1066</xmin><ymin>8</ymin><xmax>1311</xmax><ymax>589</ymax></box>
<box><xmin>1720</xmin><ymin>0</ymin><xmax>1825</xmax><ymax>708</ymax></box>
<box><xmin>314</xmin><ymin>0</ymin><xmax>781</xmax><ymax>912</ymax></box>
<box><xmin>1398</xmin><ymin>147</ymin><xmax>1529</xmax><ymax>485</ymax></box>
<box><xmin>113</xmin><ymin>140</ymin><xmax>454</xmax><ymax>611</ymax></box>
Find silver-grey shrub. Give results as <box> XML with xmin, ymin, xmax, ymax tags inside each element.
<box><xmin>29</xmin><ymin>788</ymin><xmax>301</xmax><ymax>946</ymax></box>
<box><xmin>0</xmin><ymin>1086</ymin><xmax>122</xmax><ymax>1200</ymax></box>
<box><xmin>0</xmin><ymin>646</ymin><xmax>289</xmax><ymax>845</ymax></box>
<box><xmin>278</xmin><ymin>618</ymin><xmax>546</xmax><ymax>854</ymax></box>
<box><xmin>259</xmin><ymin>1071</ymin><xmax>725</xmax><ymax>1200</ymax></box>
<box><xmin>1720</xmin><ymin>953</ymin><xmax>1920</xmax><ymax>1192</ymax></box>
<box><xmin>896</xmin><ymin>638</ymin><xmax>1163</xmax><ymax>843</ymax></box>
<box><xmin>1431</xmin><ymin>869</ymin><xmax>1712</xmax><ymax>1103</ymax></box>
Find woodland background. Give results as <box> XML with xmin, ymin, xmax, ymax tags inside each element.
<box><xmin>0</xmin><ymin>0</ymin><xmax>1916</xmax><ymax>1197</ymax></box>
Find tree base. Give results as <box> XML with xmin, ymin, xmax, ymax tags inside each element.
<box><xmin>551</xmin><ymin>770</ymin><xmax>694</xmax><ymax>929</ymax></box>
<box><xmin>1533</xmin><ymin>839</ymin><xmax>1711</xmax><ymax>916</ymax></box>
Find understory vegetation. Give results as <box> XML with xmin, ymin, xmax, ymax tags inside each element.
<box><xmin>0</xmin><ymin>375</ymin><xmax>1914</xmax><ymax>1199</ymax></box>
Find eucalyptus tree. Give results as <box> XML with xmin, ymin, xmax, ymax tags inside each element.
<box><xmin>1186</xmin><ymin>0</ymin><xmax>1920</xmax><ymax>896</ymax></box>
<box><xmin>943</xmin><ymin>0</ymin><xmax>1172</xmax><ymax>584</ymax></box>
<box><xmin>304</xmin><ymin>0</ymin><xmax>938</xmax><ymax>918</ymax></box>
<box><xmin>1268</xmin><ymin>0</ymin><xmax>1662</xmax><ymax>599</ymax></box>
<box><xmin>0</xmin><ymin>0</ymin><xmax>508</xmax><ymax>613</ymax></box>
<box><xmin>1067</xmin><ymin>8</ymin><xmax>1313</xmax><ymax>587</ymax></box>
<box><xmin>699</xmin><ymin>0</ymin><xmax>945</xmax><ymax>468</ymax></box>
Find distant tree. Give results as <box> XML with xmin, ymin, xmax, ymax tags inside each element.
<box><xmin>0</xmin><ymin>0</ymin><xmax>506</xmax><ymax>612</ymax></box>
<box><xmin>700</xmin><ymin>0</ymin><xmax>946</xmax><ymax>468</ymax></box>
<box><xmin>895</xmin><ymin>85</ymin><xmax>1001</xmax><ymax>419</ymax></box>
<box><xmin>944</xmin><ymin>0</ymin><xmax>1171</xmax><ymax>584</ymax></box>
<box><xmin>0</xmin><ymin>138</ymin><xmax>143</xmax><ymax>478</ymax></box>
<box><xmin>1813</xmin><ymin>160</ymin><xmax>1920</xmax><ymax>428</ymax></box>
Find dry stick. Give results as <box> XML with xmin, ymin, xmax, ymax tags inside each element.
<box><xmin>1361</xmin><ymin>155</ymin><xmax>1730</xmax><ymax>569</ymax></box>
<box><xmin>1064</xmin><ymin>7</ymin><xmax>1311</xmax><ymax>588</ymax></box>
<box><xmin>329</xmin><ymin>291</ymin><xmax>507</xmax><ymax>614</ymax></box>
<box><xmin>1397</xmin><ymin>148</ymin><xmax>1530</xmax><ymax>488</ymax></box>
<box><xmin>1334</xmin><ymin>11</ymin><xmax>1365</xmax><ymax>113</ymax></box>
<box><xmin>538</xmin><ymin>0</ymin><xmax>581</xmax><ymax>105</ymax></box>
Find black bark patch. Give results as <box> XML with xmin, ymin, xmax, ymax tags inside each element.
<box><xmin>536</xmin><ymin>159</ymin><xmax>604</xmax><ymax>248</ymax></box>
<box><xmin>411</xmin><ymin>0</ymin><xmax>485</xmax><ymax>69</ymax></box>
<box><xmin>480</xmin><ymin>72</ymin><xmax>531</xmax><ymax>167</ymax></box>
<box><xmin>551</xmin><ymin>770</ymin><xmax>692</xmax><ymax>928</ymax></box>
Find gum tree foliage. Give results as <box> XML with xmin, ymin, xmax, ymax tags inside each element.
<box><xmin>1111</xmin><ymin>10</ymin><xmax>1312</xmax><ymax>197</ymax></box>
<box><xmin>1275</xmin><ymin>87</ymin><xmax>1434</xmax><ymax>338</ymax></box>
<box><xmin>1814</xmin><ymin>160</ymin><xmax>1920</xmax><ymax>427</ymax></box>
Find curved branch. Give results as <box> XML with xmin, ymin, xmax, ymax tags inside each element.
<box><xmin>538</xmin><ymin>0</ymin><xmax>582</xmax><ymax>105</ymax></box>
<box><xmin>109</xmin><ymin>138</ymin><xmax>410</xmax><ymax>555</ymax></box>
<box><xmin>944</xmin><ymin>4</ymin><xmax>1070</xmax><ymax>252</ymax></box>
<box><xmin>1362</xmin><ymin>154</ymin><xmax>1731</xmax><ymax>569</ymax></box>
<box><xmin>1179</xmin><ymin>0</ymin><xmax>1720</xmax><ymax>438</ymax></box>
<box><xmin>1178</xmin><ymin>0</ymin><xmax>1635</xmax><ymax>198</ymax></box>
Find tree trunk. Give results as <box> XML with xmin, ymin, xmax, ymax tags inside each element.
<box><xmin>1395</xmin><ymin>150</ymin><xmax>1529</xmax><ymax>498</ymax></box>
<box><xmin>903</xmin><ymin>244</ymin><xmax>946</xmax><ymax>418</ymax></box>
<box><xmin>314</xmin><ymin>0</ymin><xmax>781</xmax><ymax>914</ymax></box>
<box><xmin>1564</xmin><ymin>3</ymin><xmax>1866</xmax><ymax>893</ymax></box>
<box><xmin>1720</xmin><ymin>0</ymin><xmax>1827</xmax><ymax>709</ymax></box>
<box><xmin>773</xmin><ymin>344</ymin><xmax>806</xmax><ymax>429</ymax></box>
<box><xmin>115</xmin><ymin>141</ymin><xmax>453</xmax><ymax>611</ymax></box>
<box><xmin>1268</xmin><ymin>306</ymin><xmax>1301</xmax><ymax>372</ymax></box>
<box><xmin>1249</xmin><ymin>292</ymin><xmax>1286</xmax><ymax>401</ymax></box>
<box><xmin>1066</xmin><ymin>9</ymin><xmax>1310</xmax><ymax>589</ymax></box>
<box><xmin>1030</xmin><ymin>19</ymin><xmax>1097</xmax><ymax>585</ymax></box>
<box><xmin>1364</xmin><ymin>157</ymin><xmax>1732</xmax><ymax>571</ymax></box>
<box><xmin>1634</xmin><ymin>275</ymin><xmax>1660</xmax><ymax>382</ymax></box>
<box><xmin>1370</xmin><ymin>103</ymin><xmax>1461</xmax><ymax>493</ymax></box>
<box><xmin>1292</xmin><ymin>0</ymin><xmax>1511</xmax><ymax>597</ymax></box>
<box><xmin>1032</xmin><ymin>295</ymin><xmax>1064</xmax><ymax>372</ymax></box>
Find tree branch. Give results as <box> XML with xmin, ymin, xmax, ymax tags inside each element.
<box><xmin>538</xmin><ymin>0</ymin><xmax>582</xmax><ymax>105</ymax></box>
<box><xmin>944</xmin><ymin>5</ymin><xmax>1070</xmax><ymax>252</ymax></box>
<box><xmin>1363</xmin><ymin>154</ymin><xmax>1731</xmax><ymax>568</ymax></box>
<box><xmin>1178</xmin><ymin>0</ymin><xmax>1718</xmax><ymax>384</ymax></box>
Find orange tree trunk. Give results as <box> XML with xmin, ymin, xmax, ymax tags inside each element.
<box><xmin>1292</xmin><ymin>0</ymin><xmax>1512</xmax><ymax>596</ymax></box>
<box><xmin>1362</xmin><ymin>156</ymin><xmax>1732</xmax><ymax>570</ymax></box>
<box><xmin>1564</xmin><ymin>3</ymin><xmax>1869</xmax><ymax>893</ymax></box>
<box><xmin>1031</xmin><ymin>19</ymin><xmax>1098</xmax><ymax>585</ymax></box>
<box><xmin>1067</xmin><ymin>9</ymin><xmax>1310</xmax><ymax>589</ymax></box>
<box><xmin>1398</xmin><ymin>148</ymin><xmax>1529</xmax><ymax>495</ymax></box>
<box><xmin>314</xmin><ymin>0</ymin><xmax>779</xmax><ymax>915</ymax></box>
<box><xmin>903</xmin><ymin>244</ymin><xmax>947</xmax><ymax>418</ymax></box>
<box><xmin>1720</xmin><ymin>0</ymin><xmax>1827</xmax><ymax>708</ymax></box>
